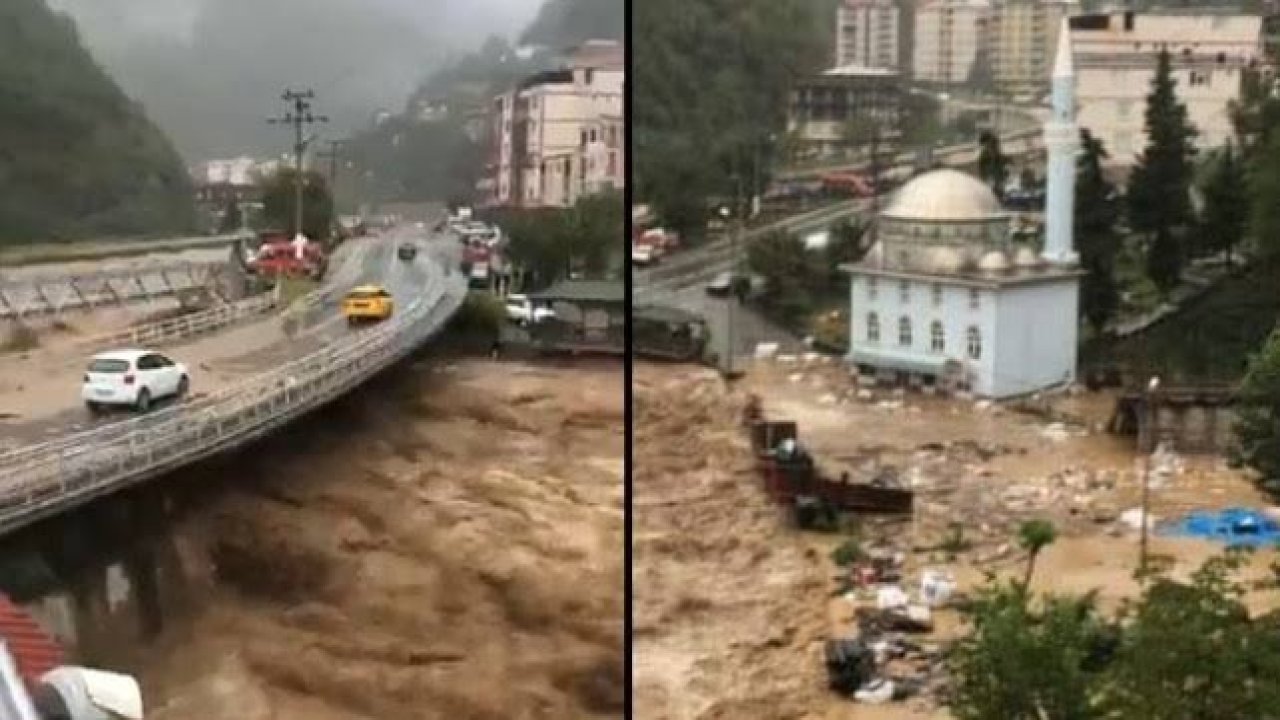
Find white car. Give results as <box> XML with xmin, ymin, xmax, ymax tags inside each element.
<box><xmin>632</xmin><ymin>245</ymin><xmax>655</xmax><ymax>266</ymax></box>
<box><xmin>505</xmin><ymin>295</ymin><xmax>555</xmax><ymax>326</ymax></box>
<box><xmin>81</xmin><ymin>349</ymin><xmax>190</xmax><ymax>413</ymax></box>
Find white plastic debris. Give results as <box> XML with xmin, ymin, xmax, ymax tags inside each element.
<box><xmin>876</xmin><ymin>585</ymin><xmax>909</xmax><ymax>610</ymax></box>
<box><xmin>920</xmin><ymin>569</ymin><xmax>956</xmax><ymax>607</ymax></box>
<box><xmin>1119</xmin><ymin>507</ymin><xmax>1157</xmax><ymax>531</ymax></box>
<box><xmin>754</xmin><ymin>342</ymin><xmax>779</xmax><ymax>359</ymax></box>
<box><xmin>855</xmin><ymin>679</ymin><xmax>895</xmax><ymax>704</ymax></box>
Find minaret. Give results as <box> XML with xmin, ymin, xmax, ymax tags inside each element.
<box><xmin>1043</xmin><ymin>18</ymin><xmax>1078</xmax><ymax>265</ymax></box>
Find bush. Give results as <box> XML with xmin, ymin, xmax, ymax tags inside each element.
<box><xmin>449</xmin><ymin>292</ymin><xmax>505</xmax><ymax>337</ymax></box>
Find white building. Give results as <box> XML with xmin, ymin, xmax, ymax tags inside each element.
<box><xmin>835</xmin><ymin>0</ymin><xmax>902</xmax><ymax>71</ymax></box>
<box><xmin>913</xmin><ymin>0</ymin><xmax>991</xmax><ymax>85</ymax></box>
<box><xmin>487</xmin><ymin>40</ymin><xmax>624</xmax><ymax>208</ymax></box>
<box><xmin>988</xmin><ymin>0</ymin><xmax>1077</xmax><ymax>97</ymax></box>
<box><xmin>1070</xmin><ymin>11</ymin><xmax>1264</xmax><ymax>166</ymax></box>
<box><xmin>842</xmin><ymin>170</ymin><xmax>1082</xmax><ymax>397</ymax></box>
<box><xmin>193</xmin><ymin>156</ymin><xmax>258</xmax><ymax>186</ymax></box>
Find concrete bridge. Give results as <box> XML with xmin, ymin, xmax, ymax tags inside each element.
<box><xmin>0</xmin><ymin>225</ymin><xmax>466</xmax><ymax>537</ymax></box>
<box><xmin>1110</xmin><ymin>384</ymin><xmax>1238</xmax><ymax>455</ymax></box>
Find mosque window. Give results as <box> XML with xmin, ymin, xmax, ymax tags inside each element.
<box><xmin>969</xmin><ymin>288</ymin><xmax>980</xmax><ymax>310</ymax></box>
<box><xmin>899</xmin><ymin>316</ymin><xmax>912</xmax><ymax>347</ymax></box>
<box><xmin>867</xmin><ymin>276</ymin><xmax>878</xmax><ymax>300</ymax></box>
<box><xmin>930</xmin><ymin>321</ymin><xmax>945</xmax><ymax>353</ymax></box>
<box><xmin>899</xmin><ymin>280</ymin><xmax>910</xmax><ymax>303</ymax></box>
<box><xmin>967</xmin><ymin>326</ymin><xmax>982</xmax><ymax>360</ymax></box>
<box><xmin>932</xmin><ymin>283</ymin><xmax>943</xmax><ymax>306</ymax></box>
<box><xmin>867</xmin><ymin>313</ymin><xmax>880</xmax><ymax>342</ymax></box>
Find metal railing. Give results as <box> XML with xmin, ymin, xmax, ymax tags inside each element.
<box><xmin>71</xmin><ymin>293</ymin><xmax>278</xmax><ymax>353</ymax></box>
<box><xmin>0</xmin><ymin>246</ymin><xmax>466</xmax><ymax>535</ymax></box>
<box><xmin>0</xmin><ymin>261</ymin><xmax>229</xmax><ymax>319</ymax></box>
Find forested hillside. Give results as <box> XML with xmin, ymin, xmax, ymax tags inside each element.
<box><xmin>0</xmin><ymin>0</ymin><xmax>194</xmax><ymax>244</ymax></box>
<box><xmin>343</xmin><ymin>0</ymin><xmax>623</xmax><ymax>208</ymax></box>
<box><xmin>634</xmin><ymin>0</ymin><xmax>835</xmax><ymax>234</ymax></box>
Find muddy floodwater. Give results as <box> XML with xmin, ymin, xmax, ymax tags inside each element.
<box><xmin>2</xmin><ymin>358</ymin><xmax>625</xmax><ymax>720</ymax></box>
<box><xmin>633</xmin><ymin>359</ymin><xmax>1280</xmax><ymax>720</ymax></box>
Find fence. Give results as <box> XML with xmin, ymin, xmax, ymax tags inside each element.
<box><xmin>0</xmin><ymin>247</ymin><xmax>466</xmax><ymax>536</ymax></box>
<box><xmin>0</xmin><ymin>261</ymin><xmax>229</xmax><ymax>319</ymax></box>
<box><xmin>71</xmin><ymin>293</ymin><xmax>278</xmax><ymax>353</ymax></box>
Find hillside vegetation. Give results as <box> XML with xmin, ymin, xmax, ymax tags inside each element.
<box><xmin>0</xmin><ymin>0</ymin><xmax>195</xmax><ymax>245</ymax></box>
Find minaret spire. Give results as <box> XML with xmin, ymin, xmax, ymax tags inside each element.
<box><xmin>1042</xmin><ymin>17</ymin><xmax>1078</xmax><ymax>265</ymax></box>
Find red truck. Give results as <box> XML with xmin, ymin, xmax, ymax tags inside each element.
<box><xmin>248</xmin><ymin>231</ymin><xmax>327</xmax><ymax>280</ymax></box>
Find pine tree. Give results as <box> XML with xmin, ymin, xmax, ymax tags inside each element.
<box><xmin>977</xmin><ymin>131</ymin><xmax>1009</xmax><ymax>200</ymax></box>
<box><xmin>1199</xmin><ymin>144</ymin><xmax>1249</xmax><ymax>267</ymax></box>
<box><xmin>1076</xmin><ymin>130</ymin><xmax>1120</xmax><ymax>333</ymax></box>
<box><xmin>1127</xmin><ymin>49</ymin><xmax>1199</xmax><ymax>294</ymax></box>
<box><xmin>1250</xmin><ymin>132</ymin><xmax>1280</xmax><ymax>265</ymax></box>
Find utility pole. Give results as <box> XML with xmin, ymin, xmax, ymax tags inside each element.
<box><xmin>268</xmin><ymin>89</ymin><xmax>328</xmax><ymax>237</ymax></box>
<box><xmin>868</xmin><ymin>122</ymin><xmax>884</xmax><ymax>248</ymax></box>
<box><xmin>317</xmin><ymin>140</ymin><xmax>343</xmax><ymax>188</ymax></box>
<box><xmin>1138</xmin><ymin>375</ymin><xmax>1161</xmax><ymax>584</ymax></box>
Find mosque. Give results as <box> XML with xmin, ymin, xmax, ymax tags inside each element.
<box><xmin>843</xmin><ymin>21</ymin><xmax>1082</xmax><ymax>398</ymax></box>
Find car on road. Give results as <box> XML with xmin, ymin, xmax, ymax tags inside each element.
<box><xmin>397</xmin><ymin>243</ymin><xmax>417</xmax><ymax>261</ymax></box>
<box><xmin>342</xmin><ymin>284</ymin><xmax>395</xmax><ymax>325</ymax></box>
<box><xmin>632</xmin><ymin>244</ymin><xmax>655</xmax><ymax>266</ymax></box>
<box><xmin>705</xmin><ymin>271</ymin><xmax>761</xmax><ymax>298</ymax></box>
<box><xmin>82</xmin><ymin>349</ymin><xmax>189</xmax><ymax>414</ymax></box>
<box><xmin>504</xmin><ymin>294</ymin><xmax>555</xmax><ymax>326</ymax></box>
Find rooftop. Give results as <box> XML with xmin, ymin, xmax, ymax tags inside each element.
<box><xmin>882</xmin><ymin>169</ymin><xmax>1004</xmax><ymax>223</ymax></box>
<box><xmin>822</xmin><ymin>64</ymin><xmax>899</xmax><ymax>78</ymax></box>
<box><xmin>1070</xmin><ymin>12</ymin><xmax>1262</xmax><ymax>48</ymax></box>
<box><xmin>530</xmin><ymin>279</ymin><xmax>624</xmax><ymax>304</ymax></box>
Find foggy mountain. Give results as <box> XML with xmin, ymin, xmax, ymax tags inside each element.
<box><xmin>47</xmin><ymin>0</ymin><xmax>543</xmax><ymax>161</ymax></box>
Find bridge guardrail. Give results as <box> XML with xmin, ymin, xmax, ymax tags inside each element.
<box><xmin>0</xmin><ymin>247</ymin><xmax>465</xmax><ymax>534</ymax></box>
<box><xmin>71</xmin><ymin>293</ymin><xmax>278</xmax><ymax>353</ymax></box>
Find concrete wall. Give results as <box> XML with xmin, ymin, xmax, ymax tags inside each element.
<box><xmin>992</xmin><ymin>279</ymin><xmax>1078</xmax><ymax>397</ymax></box>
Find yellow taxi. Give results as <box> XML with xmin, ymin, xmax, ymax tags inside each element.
<box><xmin>341</xmin><ymin>284</ymin><xmax>394</xmax><ymax>324</ymax></box>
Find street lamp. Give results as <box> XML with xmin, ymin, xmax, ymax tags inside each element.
<box><xmin>1138</xmin><ymin>375</ymin><xmax>1161</xmax><ymax>582</ymax></box>
<box><xmin>719</xmin><ymin>204</ymin><xmax>738</xmax><ymax>378</ymax></box>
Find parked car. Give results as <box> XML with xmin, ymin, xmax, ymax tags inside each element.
<box><xmin>705</xmin><ymin>271</ymin><xmax>761</xmax><ymax>298</ymax></box>
<box><xmin>82</xmin><ymin>349</ymin><xmax>189</xmax><ymax>414</ymax></box>
<box><xmin>342</xmin><ymin>284</ymin><xmax>395</xmax><ymax>325</ymax></box>
<box><xmin>397</xmin><ymin>243</ymin><xmax>417</xmax><ymax>261</ymax></box>
<box><xmin>504</xmin><ymin>294</ymin><xmax>556</xmax><ymax>326</ymax></box>
<box><xmin>632</xmin><ymin>244</ymin><xmax>655</xmax><ymax>266</ymax></box>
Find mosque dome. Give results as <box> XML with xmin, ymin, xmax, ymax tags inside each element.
<box><xmin>1014</xmin><ymin>246</ymin><xmax>1044</xmax><ymax>268</ymax></box>
<box><xmin>882</xmin><ymin>169</ymin><xmax>1004</xmax><ymax>223</ymax></box>
<box><xmin>978</xmin><ymin>250</ymin><xmax>1011</xmax><ymax>272</ymax></box>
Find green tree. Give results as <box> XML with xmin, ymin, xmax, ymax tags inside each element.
<box><xmin>746</xmin><ymin>231</ymin><xmax>823</xmax><ymax>326</ymax></box>
<box><xmin>1233</xmin><ymin>330</ymin><xmax>1280</xmax><ymax>483</ymax></box>
<box><xmin>1127</xmin><ymin>49</ymin><xmax>1199</xmax><ymax>294</ymax></box>
<box><xmin>977</xmin><ymin>131</ymin><xmax>1009</xmax><ymax>200</ymax></box>
<box><xmin>498</xmin><ymin>193</ymin><xmax>621</xmax><ymax>291</ymax></box>
<box><xmin>1102</xmin><ymin>552</ymin><xmax>1280</xmax><ymax>719</ymax></box>
<box><xmin>948</xmin><ymin>582</ymin><xmax>1105</xmax><ymax>720</ymax></box>
<box><xmin>1199</xmin><ymin>144</ymin><xmax>1249</xmax><ymax>266</ymax></box>
<box><xmin>634</xmin><ymin>0</ymin><xmax>830</xmax><ymax>238</ymax></box>
<box><xmin>1250</xmin><ymin>132</ymin><xmax>1280</xmax><ymax>265</ymax></box>
<box><xmin>260</xmin><ymin>169</ymin><xmax>335</xmax><ymax>240</ymax></box>
<box><xmin>1018</xmin><ymin>520</ymin><xmax>1058</xmax><ymax>588</ymax></box>
<box><xmin>218</xmin><ymin>199</ymin><xmax>243</xmax><ymax>234</ymax></box>
<box><xmin>1076</xmin><ymin>130</ymin><xmax>1121</xmax><ymax>333</ymax></box>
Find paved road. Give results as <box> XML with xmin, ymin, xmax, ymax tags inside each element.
<box><xmin>0</xmin><ymin>223</ymin><xmax>449</xmax><ymax>449</ymax></box>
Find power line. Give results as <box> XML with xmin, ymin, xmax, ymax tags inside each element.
<box><xmin>267</xmin><ymin>88</ymin><xmax>329</xmax><ymax>236</ymax></box>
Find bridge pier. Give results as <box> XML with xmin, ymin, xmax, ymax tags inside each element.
<box><xmin>1119</xmin><ymin>385</ymin><xmax>1237</xmax><ymax>455</ymax></box>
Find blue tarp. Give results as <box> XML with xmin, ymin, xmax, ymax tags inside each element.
<box><xmin>1158</xmin><ymin>508</ymin><xmax>1280</xmax><ymax>548</ymax></box>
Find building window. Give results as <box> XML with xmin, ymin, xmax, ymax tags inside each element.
<box><xmin>967</xmin><ymin>326</ymin><xmax>982</xmax><ymax>360</ymax></box>
<box><xmin>932</xmin><ymin>283</ymin><xmax>943</xmax><ymax>306</ymax></box>
<box><xmin>899</xmin><ymin>280</ymin><xmax>910</xmax><ymax>303</ymax></box>
<box><xmin>968</xmin><ymin>288</ymin><xmax>980</xmax><ymax>310</ymax></box>
<box><xmin>898</xmin><ymin>317</ymin><xmax>912</xmax><ymax>347</ymax></box>
<box><xmin>930</xmin><ymin>321</ymin><xmax>945</xmax><ymax>353</ymax></box>
<box><xmin>867</xmin><ymin>313</ymin><xmax>880</xmax><ymax>342</ymax></box>
<box><xmin>867</xmin><ymin>277</ymin><xmax>878</xmax><ymax>301</ymax></box>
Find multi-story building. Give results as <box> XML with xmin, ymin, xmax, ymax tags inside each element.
<box><xmin>835</xmin><ymin>0</ymin><xmax>902</xmax><ymax>70</ymax></box>
<box><xmin>988</xmin><ymin>0</ymin><xmax>1077</xmax><ymax>97</ymax></box>
<box><xmin>1070</xmin><ymin>11</ymin><xmax>1265</xmax><ymax>166</ymax></box>
<box><xmin>787</xmin><ymin>66</ymin><xmax>904</xmax><ymax>156</ymax></box>
<box><xmin>913</xmin><ymin>0</ymin><xmax>992</xmax><ymax>85</ymax></box>
<box><xmin>485</xmin><ymin>40</ymin><xmax>624</xmax><ymax>208</ymax></box>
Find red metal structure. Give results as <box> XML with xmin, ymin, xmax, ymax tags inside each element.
<box><xmin>0</xmin><ymin>594</ymin><xmax>63</xmax><ymax>688</ymax></box>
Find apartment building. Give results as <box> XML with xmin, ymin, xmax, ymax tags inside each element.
<box><xmin>988</xmin><ymin>0</ymin><xmax>1078</xmax><ymax>97</ymax></box>
<box><xmin>835</xmin><ymin>0</ymin><xmax>902</xmax><ymax>70</ymax></box>
<box><xmin>486</xmin><ymin>40</ymin><xmax>625</xmax><ymax>208</ymax></box>
<box><xmin>1070</xmin><ymin>11</ymin><xmax>1264</xmax><ymax>166</ymax></box>
<box><xmin>787</xmin><ymin>66</ymin><xmax>904</xmax><ymax>155</ymax></box>
<box><xmin>913</xmin><ymin>0</ymin><xmax>992</xmax><ymax>85</ymax></box>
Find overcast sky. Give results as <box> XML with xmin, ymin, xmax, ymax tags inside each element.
<box><xmin>48</xmin><ymin>0</ymin><xmax>542</xmax><ymax>161</ymax></box>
